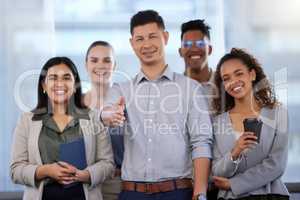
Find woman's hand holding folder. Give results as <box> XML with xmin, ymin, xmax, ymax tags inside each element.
<box><xmin>35</xmin><ymin>161</ymin><xmax>77</xmax><ymax>185</ymax></box>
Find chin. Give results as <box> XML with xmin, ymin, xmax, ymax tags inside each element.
<box><xmin>142</xmin><ymin>59</ymin><xmax>159</xmax><ymax>66</ymax></box>
<box><xmin>92</xmin><ymin>79</ymin><xmax>108</xmax><ymax>84</ymax></box>
<box><xmin>188</xmin><ymin>65</ymin><xmax>201</xmax><ymax>70</ymax></box>
<box><xmin>231</xmin><ymin>93</ymin><xmax>247</xmax><ymax>100</ymax></box>
<box><xmin>52</xmin><ymin>97</ymin><xmax>69</xmax><ymax>104</ymax></box>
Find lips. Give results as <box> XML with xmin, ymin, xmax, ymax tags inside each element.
<box><xmin>93</xmin><ymin>69</ymin><xmax>108</xmax><ymax>76</ymax></box>
<box><xmin>142</xmin><ymin>49</ymin><xmax>157</xmax><ymax>57</ymax></box>
<box><xmin>53</xmin><ymin>89</ymin><xmax>67</xmax><ymax>95</ymax></box>
<box><xmin>230</xmin><ymin>82</ymin><xmax>244</xmax><ymax>93</ymax></box>
<box><xmin>232</xmin><ymin>86</ymin><xmax>242</xmax><ymax>92</ymax></box>
<box><xmin>190</xmin><ymin>55</ymin><xmax>201</xmax><ymax>60</ymax></box>
<box><xmin>187</xmin><ymin>51</ymin><xmax>204</xmax><ymax>60</ymax></box>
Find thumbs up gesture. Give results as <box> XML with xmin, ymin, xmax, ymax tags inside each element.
<box><xmin>101</xmin><ymin>96</ymin><xmax>126</xmax><ymax>127</ymax></box>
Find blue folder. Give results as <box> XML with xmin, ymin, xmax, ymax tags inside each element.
<box><xmin>59</xmin><ymin>137</ymin><xmax>87</xmax><ymax>170</ymax></box>
<box><xmin>58</xmin><ymin>137</ymin><xmax>87</xmax><ymax>188</ymax></box>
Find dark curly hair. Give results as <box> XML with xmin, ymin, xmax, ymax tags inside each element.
<box><xmin>212</xmin><ymin>48</ymin><xmax>278</xmax><ymax>114</ymax></box>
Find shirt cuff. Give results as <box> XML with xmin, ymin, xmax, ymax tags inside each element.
<box><xmin>230</xmin><ymin>153</ymin><xmax>242</xmax><ymax>165</ymax></box>
<box><xmin>222</xmin><ymin>152</ymin><xmax>241</xmax><ymax>176</ymax></box>
<box><xmin>192</xmin><ymin>145</ymin><xmax>212</xmax><ymax>160</ymax></box>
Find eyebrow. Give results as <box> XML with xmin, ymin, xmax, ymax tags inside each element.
<box><xmin>222</xmin><ymin>69</ymin><xmax>244</xmax><ymax>78</ymax></box>
<box><xmin>134</xmin><ymin>32</ymin><xmax>159</xmax><ymax>38</ymax></box>
<box><xmin>234</xmin><ymin>69</ymin><xmax>243</xmax><ymax>73</ymax></box>
<box><xmin>149</xmin><ymin>32</ymin><xmax>158</xmax><ymax>36</ymax></box>
<box><xmin>134</xmin><ymin>35</ymin><xmax>143</xmax><ymax>39</ymax></box>
<box><xmin>47</xmin><ymin>73</ymin><xmax>72</xmax><ymax>77</ymax></box>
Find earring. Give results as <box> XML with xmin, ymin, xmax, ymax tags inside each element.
<box><xmin>43</xmin><ymin>90</ymin><xmax>46</xmax><ymax>94</ymax></box>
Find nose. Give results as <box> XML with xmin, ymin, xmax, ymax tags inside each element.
<box><xmin>54</xmin><ymin>80</ymin><xmax>65</xmax><ymax>87</ymax></box>
<box><xmin>142</xmin><ymin>38</ymin><xmax>152</xmax><ymax>48</ymax></box>
<box><xmin>229</xmin><ymin>79</ymin><xmax>241</xmax><ymax>88</ymax></box>
<box><xmin>53</xmin><ymin>77</ymin><xmax>67</xmax><ymax>85</ymax></box>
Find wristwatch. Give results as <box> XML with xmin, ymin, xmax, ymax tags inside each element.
<box><xmin>196</xmin><ymin>193</ymin><xmax>207</xmax><ymax>200</ymax></box>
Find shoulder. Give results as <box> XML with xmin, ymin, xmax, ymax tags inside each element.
<box><xmin>19</xmin><ymin>112</ymin><xmax>34</xmax><ymax>122</ymax></box>
<box><xmin>173</xmin><ymin>72</ymin><xmax>201</xmax><ymax>85</ymax></box>
<box><xmin>110</xmin><ymin>80</ymin><xmax>133</xmax><ymax>91</ymax></box>
<box><xmin>87</xmin><ymin>109</ymin><xmax>99</xmax><ymax>120</ymax></box>
<box><xmin>85</xmin><ymin>109</ymin><xmax>106</xmax><ymax>134</ymax></box>
<box><xmin>212</xmin><ymin>112</ymin><xmax>228</xmax><ymax>126</ymax></box>
<box><xmin>172</xmin><ymin>73</ymin><xmax>206</xmax><ymax>96</ymax></box>
<box><xmin>261</xmin><ymin>104</ymin><xmax>287</xmax><ymax>123</ymax></box>
<box><xmin>213</xmin><ymin>112</ymin><xmax>227</xmax><ymax>121</ymax></box>
<box><xmin>14</xmin><ymin>112</ymin><xmax>35</xmax><ymax>134</ymax></box>
<box><xmin>260</xmin><ymin>104</ymin><xmax>288</xmax><ymax>134</ymax></box>
<box><xmin>212</xmin><ymin>112</ymin><xmax>229</xmax><ymax>133</ymax></box>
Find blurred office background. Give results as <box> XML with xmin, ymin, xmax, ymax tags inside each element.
<box><xmin>0</xmin><ymin>0</ymin><xmax>299</xmax><ymax>197</ymax></box>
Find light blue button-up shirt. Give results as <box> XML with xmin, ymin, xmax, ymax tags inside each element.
<box><xmin>105</xmin><ymin>66</ymin><xmax>213</xmax><ymax>182</ymax></box>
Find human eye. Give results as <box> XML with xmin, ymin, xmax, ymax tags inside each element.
<box><xmin>195</xmin><ymin>40</ymin><xmax>206</xmax><ymax>48</ymax></box>
<box><xmin>149</xmin><ymin>34</ymin><xmax>158</xmax><ymax>39</ymax></box>
<box><xmin>104</xmin><ymin>58</ymin><xmax>112</xmax><ymax>63</ymax></box>
<box><xmin>135</xmin><ymin>37</ymin><xmax>143</xmax><ymax>42</ymax></box>
<box><xmin>182</xmin><ymin>40</ymin><xmax>193</xmax><ymax>48</ymax></box>
<box><xmin>47</xmin><ymin>75</ymin><xmax>56</xmax><ymax>81</ymax></box>
<box><xmin>236</xmin><ymin>71</ymin><xmax>244</xmax><ymax>76</ymax></box>
<box><xmin>63</xmin><ymin>74</ymin><xmax>72</xmax><ymax>81</ymax></box>
<box><xmin>90</xmin><ymin>58</ymin><xmax>98</xmax><ymax>63</ymax></box>
<box><xmin>222</xmin><ymin>76</ymin><xmax>229</xmax><ymax>82</ymax></box>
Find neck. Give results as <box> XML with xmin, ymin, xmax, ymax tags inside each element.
<box><xmin>232</xmin><ymin>93</ymin><xmax>260</xmax><ymax>115</ymax></box>
<box><xmin>52</xmin><ymin>103</ymin><xmax>67</xmax><ymax>116</ymax></box>
<box><xmin>141</xmin><ymin>61</ymin><xmax>167</xmax><ymax>80</ymax></box>
<box><xmin>184</xmin><ymin>65</ymin><xmax>211</xmax><ymax>83</ymax></box>
<box><xmin>85</xmin><ymin>83</ymin><xmax>108</xmax><ymax>109</ymax></box>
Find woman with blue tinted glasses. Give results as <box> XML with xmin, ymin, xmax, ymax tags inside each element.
<box><xmin>10</xmin><ymin>57</ymin><xmax>114</xmax><ymax>200</ymax></box>
<box><xmin>211</xmin><ymin>48</ymin><xmax>289</xmax><ymax>200</ymax></box>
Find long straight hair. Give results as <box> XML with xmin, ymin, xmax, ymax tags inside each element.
<box><xmin>32</xmin><ymin>56</ymin><xmax>87</xmax><ymax>114</ymax></box>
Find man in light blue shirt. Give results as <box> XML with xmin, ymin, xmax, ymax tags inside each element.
<box><xmin>101</xmin><ymin>10</ymin><xmax>212</xmax><ymax>200</ymax></box>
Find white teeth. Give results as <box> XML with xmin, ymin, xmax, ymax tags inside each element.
<box><xmin>94</xmin><ymin>71</ymin><xmax>106</xmax><ymax>75</ymax></box>
<box><xmin>143</xmin><ymin>50</ymin><xmax>156</xmax><ymax>55</ymax></box>
<box><xmin>94</xmin><ymin>70</ymin><xmax>107</xmax><ymax>75</ymax></box>
<box><xmin>144</xmin><ymin>52</ymin><xmax>153</xmax><ymax>55</ymax></box>
<box><xmin>54</xmin><ymin>90</ymin><xmax>65</xmax><ymax>95</ymax></box>
<box><xmin>233</xmin><ymin>86</ymin><xmax>242</xmax><ymax>92</ymax></box>
<box><xmin>191</xmin><ymin>55</ymin><xmax>201</xmax><ymax>59</ymax></box>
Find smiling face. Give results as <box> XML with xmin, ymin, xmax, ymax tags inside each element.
<box><xmin>42</xmin><ymin>63</ymin><xmax>75</xmax><ymax>106</ymax></box>
<box><xmin>220</xmin><ymin>58</ymin><xmax>256</xmax><ymax>100</ymax></box>
<box><xmin>179</xmin><ymin>30</ymin><xmax>212</xmax><ymax>70</ymax></box>
<box><xmin>130</xmin><ymin>22</ymin><xmax>168</xmax><ymax>67</ymax></box>
<box><xmin>86</xmin><ymin>45</ymin><xmax>115</xmax><ymax>85</ymax></box>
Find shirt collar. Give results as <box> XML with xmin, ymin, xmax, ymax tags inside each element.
<box><xmin>135</xmin><ymin>65</ymin><xmax>174</xmax><ymax>84</ymax></box>
<box><xmin>32</xmin><ymin>101</ymin><xmax>90</xmax><ymax>121</ymax></box>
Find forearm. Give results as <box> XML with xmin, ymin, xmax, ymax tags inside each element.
<box><xmin>193</xmin><ymin>157</ymin><xmax>210</xmax><ymax>195</ymax></box>
<box><xmin>212</xmin><ymin>151</ymin><xmax>241</xmax><ymax>178</ymax></box>
<box><xmin>76</xmin><ymin>170</ymin><xmax>91</xmax><ymax>184</ymax></box>
<box><xmin>35</xmin><ymin>164</ymin><xmax>51</xmax><ymax>181</ymax></box>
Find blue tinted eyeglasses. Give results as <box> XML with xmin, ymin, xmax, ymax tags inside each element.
<box><xmin>181</xmin><ymin>40</ymin><xmax>209</xmax><ymax>48</ymax></box>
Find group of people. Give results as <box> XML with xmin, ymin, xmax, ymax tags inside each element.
<box><xmin>10</xmin><ymin>9</ymin><xmax>289</xmax><ymax>200</ymax></box>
